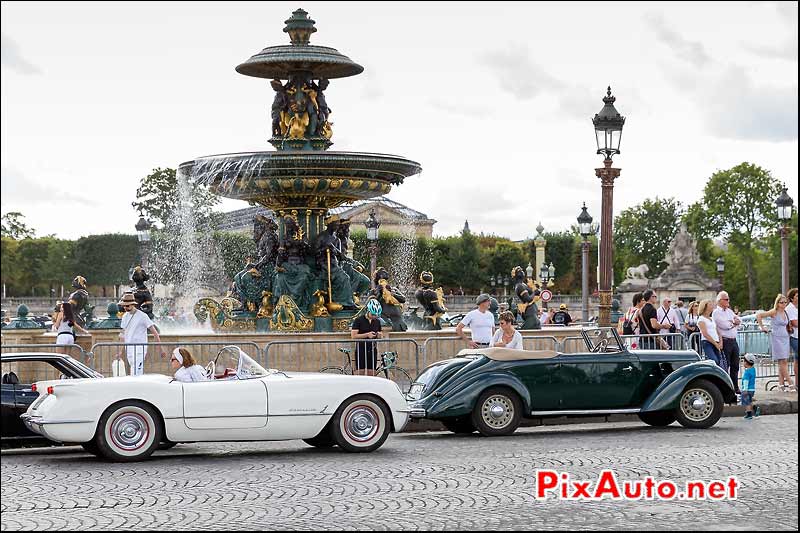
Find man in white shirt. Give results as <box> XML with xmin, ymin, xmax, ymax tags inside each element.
<box><xmin>787</xmin><ymin>288</ymin><xmax>798</xmax><ymax>384</ymax></box>
<box><xmin>456</xmin><ymin>294</ymin><xmax>496</xmax><ymax>348</ymax></box>
<box><xmin>656</xmin><ymin>297</ymin><xmax>682</xmax><ymax>349</ymax></box>
<box><xmin>117</xmin><ymin>292</ymin><xmax>165</xmax><ymax>376</ymax></box>
<box><xmin>711</xmin><ymin>291</ymin><xmax>741</xmax><ymax>394</ymax></box>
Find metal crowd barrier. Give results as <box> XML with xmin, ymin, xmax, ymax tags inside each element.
<box><xmin>420</xmin><ymin>336</ymin><xmax>561</xmax><ymax>369</ymax></box>
<box><xmin>89</xmin><ymin>341</ymin><xmax>263</xmax><ymax>377</ymax></box>
<box><xmin>263</xmin><ymin>338</ymin><xmax>421</xmax><ymax>379</ymax></box>
<box><xmin>1</xmin><ymin>343</ymin><xmax>89</xmax><ymax>361</ymax></box>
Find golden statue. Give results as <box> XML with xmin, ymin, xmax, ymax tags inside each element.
<box><xmin>311</xmin><ymin>289</ymin><xmax>330</xmax><ymax>317</ymax></box>
<box><xmin>256</xmin><ymin>290</ymin><xmax>274</xmax><ymax>319</ymax></box>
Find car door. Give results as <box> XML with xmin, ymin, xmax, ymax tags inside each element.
<box><xmin>182</xmin><ymin>379</ymin><xmax>268</xmax><ymax>430</ymax></box>
<box><xmin>559</xmin><ymin>352</ymin><xmax>644</xmax><ymax>410</ymax></box>
<box><xmin>513</xmin><ymin>360</ymin><xmax>563</xmax><ymax>411</ymax></box>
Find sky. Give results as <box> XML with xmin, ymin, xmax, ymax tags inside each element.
<box><xmin>1</xmin><ymin>1</ymin><xmax>797</xmax><ymax>241</ymax></box>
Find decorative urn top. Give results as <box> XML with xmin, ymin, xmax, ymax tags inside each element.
<box><xmin>236</xmin><ymin>9</ymin><xmax>363</xmax><ymax>79</ymax></box>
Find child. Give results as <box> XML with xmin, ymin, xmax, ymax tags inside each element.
<box><xmin>741</xmin><ymin>354</ymin><xmax>760</xmax><ymax>419</ymax></box>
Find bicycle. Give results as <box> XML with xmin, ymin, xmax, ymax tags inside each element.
<box><xmin>320</xmin><ymin>347</ymin><xmax>414</xmax><ymax>394</ymax></box>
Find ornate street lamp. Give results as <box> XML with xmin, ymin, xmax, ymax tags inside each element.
<box><xmin>525</xmin><ymin>262</ymin><xmax>534</xmax><ymax>280</ymax></box>
<box><xmin>364</xmin><ymin>208</ymin><xmax>380</xmax><ymax>289</ymax></box>
<box><xmin>578</xmin><ymin>203</ymin><xmax>594</xmax><ymax>322</ymax></box>
<box><xmin>716</xmin><ymin>256</ymin><xmax>725</xmax><ymax>289</ymax></box>
<box><xmin>592</xmin><ymin>86</ymin><xmax>625</xmax><ymax>326</ymax></box>
<box><xmin>548</xmin><ymin>263</ymin><xmax>556</xmax><ymax>288</ymax></box>
<box><xmin>775</xmin><ymin>186</ymin><xmax>794</xmax><ymax>295</ymax></box>
<box><xmin>502</xmin><ymin>274</ymin><xmax>509</xmax><ymax>298</ymax></box>
<box><xmin>135</xmin><ymin>214</ymin><xmax>153</xmax><ymax>271</ymax></box>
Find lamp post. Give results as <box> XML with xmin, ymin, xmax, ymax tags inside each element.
<box><xmin>540</xmin><ymin>263</ymin><xmax>550</xmax><ymax>308</ymax></box>
<box><xmin>592</xmin><ymin>86</ymin><xmax>625</xmax><ymax>327</ymax></box>
<box><xmin>775</xmin><ymin>186</ymin><xmax>794</xmax><ymax>295</ymax></box>
<box><xmin>715</xmin><ymin>257</ymin><xmax>725</xmax><ymax>289</ymax></box>
<box><xmin>548</xmin><ymin>263</ymin><xmax>555</xmax><ymax>288</ymax></box>
<box><xmin>364</xmin><ymin>208</ymin><xmax>380</xmax><ymax>289</ymax></box>
<box><xmin>502</xmin><ymin>275</ymin><xmax>509</xmax><ymax>298</ymax></box>
<box><xmin>135</xmin><ymin>214</ymin><xmax>152</xmax><ymax>268</ymax></box>
<box><xmin>578</xmin><ymin>203</ymin><xmax>594</xmax><ymax>322</ymax></box>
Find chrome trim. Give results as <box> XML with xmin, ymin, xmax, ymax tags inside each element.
<box><xmin>530</xmin><ymin>408</ymin><xmax>641</xmax><ymax>416</ymax></box>
<box><xmin>19</xmin><ymin>415</ymin><xmax>93</xmax><ymax>425</ymax></box>
<box><xmin>409</xmin><ymin>408</ymin><xmax>427</xmax><ymax>418</ymax></box>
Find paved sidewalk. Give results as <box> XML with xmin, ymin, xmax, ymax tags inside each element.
<box><xmin>404</xmin><ymin>390</ymin><xmax>798</xmax><ymax>432</ymax></box>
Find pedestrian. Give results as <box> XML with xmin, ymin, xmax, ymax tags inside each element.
<box><xmin>697</xmin><ymin>300</ymin><xmax>724</xmax><ymax>367</ymax></box>
<box><xmin>170</xmin><ymin>348</ymin><xmax>208</xmax><ymax>382</ymax></box>
<box><xmin>712</xmin><ymin>291</ymin><xmax>741</xmax><ymax>394</ymax></box>
<box><xmin>456</xmin><ymin>294</ymin><xmax>496</xmax><ymax>348</ymax></box>
<box><xmin>541</xmin><ymin>307</ymin><xmax>555</xmax><ymax>325</ymax></box>
<box><xmin>351</xmin><ymin>299</ymin><xmax>384</xmax><ymax>376</ymax></box>
<box><xmin>675</xmin><ymin>300</ymin><xmax>688</xmax><ymax>326</ymax></box>
<box><xmin>656</xmin><ymin>296</ymin><xmax>682</xmax><ymax>349</ymax></box>
<box><xmin>620</xmin><ymin>292</ymin><xmax>644</xmax><ymax>336</ymax></box>
<box><xmin>757</xmin><ymin>294</ymin><xmax>795</xmax><ymax>392</ymax></box>
<box><xmin>551</xmin><ymin>304</ymin><xmax>573</xmax><ymax>326</ymax></box>
<box><xmin>638</xmin><ymin>290</ymin><xmax>669</xmax><ymax>349</ymax></box>
<box><xmin>740</xmin><ymin>353</ymin><xmax>760</xmax><ymax>419</ymax></box>
<box><xmin>490</xmin><ymin>311</ymin><xmax>523</xmax><ymax>349</ymax></box>
<box><xmin>117</xmin><ymin>292</ymin><xmax>165</xmax><ymax>376</ymax></box>
<box><xmin>53</xmin><ymin>301</ymin><xmax>88</xmax><ymax>354</ymax></box>
<box><xmin>684</xmin><ymin>301</ymin><xmax>701</xmax><ymax>352</ymax></box>
<box><xmin>787</xmin><ymin>288</ymin><xmax>798</xmax><ymax>386</ymax></box>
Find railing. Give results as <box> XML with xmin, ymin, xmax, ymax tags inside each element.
<box><xmin>420</xmin><ymin>336</ymin><xmax>560</xmax><ymax>368</ymax></box>
<box><xmin>1</xmin><ymin>344</ymin><xmax>93</xmax><ymax>384</ymax></box>
<box><xmin>1</xmin><ymin>343</ymin><xmax>89</xmax><ymax>361</ymax></box>
<box><xmin>88</xmin><ymin>341</ymin><xmax>263</xmax><ymax>377</ymax></box>
<box><xmin>263</xmin><ymin>338</ymin><xmax>421</xmax><ymax>377</ymax></box>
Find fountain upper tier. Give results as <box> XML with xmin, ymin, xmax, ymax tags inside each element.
<box><xmin>180</xmin><ymin>150</ymin><xmax>422</xmax><ymax>210</ymax></box>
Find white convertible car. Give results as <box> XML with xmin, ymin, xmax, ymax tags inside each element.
<box><xmin>21</xmin><ymin>346</ymin><xmax>410</xmax><ymax>462</ymax></box>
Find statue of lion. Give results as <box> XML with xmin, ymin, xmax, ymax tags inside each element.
<box><xmin>626</xmin><ymin>264</ymin><xmax>650</xmax><ymax>280</ymax></box>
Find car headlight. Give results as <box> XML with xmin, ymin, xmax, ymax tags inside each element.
<box><xmin>407</xmin><ymin>383</ymin><xmax>425</xmax><ymax>400</ymax></box>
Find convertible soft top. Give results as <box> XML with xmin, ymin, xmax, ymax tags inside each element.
<box><xmin>457</xmin><ymin>347</ymin><xmax>559</xmax><ymax>360</ymax></box>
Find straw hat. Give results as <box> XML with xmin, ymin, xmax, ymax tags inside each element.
<box><xmin>118</xmin><ymin>293</ymin><xmax>138</xmax><ymax>308</ymax></box>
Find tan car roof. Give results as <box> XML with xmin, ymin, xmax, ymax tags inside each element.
<box><xmin>456</xmin><ymin>347</ymin><xmax>559</xmax><ymax>360</ymax></box>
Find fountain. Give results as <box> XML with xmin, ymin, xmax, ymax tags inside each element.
<box><xmin>188</xmin><ymin>9</ymin><xmax>421</xmax><ymax>332</ymax></box>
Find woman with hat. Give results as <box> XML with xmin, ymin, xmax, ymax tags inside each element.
<box><xmin>170</xmin><ymin>348</ymin><xmax>208</xmax><ymax>382</ymax></box>
<box><xmin>117</xmin><ymin>292</ymin><xmax>165</xmax><ymax>376</ymax></box>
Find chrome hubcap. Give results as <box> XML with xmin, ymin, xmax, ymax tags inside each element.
<box><xmin>681</xmin><ymin>389</ymin><xmax>714</xmax><ymax>421</ymax></box>
<box><xmin>111</xmin><ymin>413</ymin><xmax>148</xmax><ymax>450</ymax></box>
<box><xmin>482</xmin><ymin>395</ymin><xmax>514</xmax><ymax>428</ymax></box>
<box><xmin>345</xmin><ymin>406</ymin><xmax>378</xmax><ymax>442</ymax></box>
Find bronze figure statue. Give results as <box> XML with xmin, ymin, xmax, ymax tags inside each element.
<box><xmin>314</xmin><ymin>216</ymin><xmax>354</xmax><ymax>309</ymax></box>
<box><xmin>414</xmin><ymin>271</ymin><xmax>448</xmax><ymax>330</ymax></box>
<box><xmin>512</xmin><ymin>266</ymin><xmax>541</xmax><ymax>329</ymax></box>
<box><xmin>130</xmin><ymin>266</ymin><xmax>155</xmax><ymax>319</ymax></box>
<box><xmin>67</xmin><ymin>275</ymin><xmax>90</xmax><ymax>328</ymax></box>
<box><xmin>371</xmin><ymin>266</ymin><xmax>407</xmax><ymax>331</ymax></box>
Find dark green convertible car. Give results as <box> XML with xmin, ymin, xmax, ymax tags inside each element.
<box><xmin>408</xmin><ymin>327</ymin><xmax>736</xmax><ymax>436</ymax></box>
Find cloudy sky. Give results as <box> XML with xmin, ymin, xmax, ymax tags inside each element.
<box><xmin>2</xmin><ymin>1</ymin><xmax>797</xmax><ymax>241</ymax></box>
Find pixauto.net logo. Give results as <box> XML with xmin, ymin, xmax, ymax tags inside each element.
<box><xmin>534</xmin><ymin>470</ymin><xmax>739</xmax><ymax>501</ymax></box>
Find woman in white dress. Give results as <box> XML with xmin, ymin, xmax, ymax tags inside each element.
<box><xmin>53</xmin><ymin>301</ymin><xmax>88</xmax><ymax>354</ymax></box>
<box><xmin>170</xmin><ymin>348</ymin><xmax>208</xmax><ymax>382</ymax></box>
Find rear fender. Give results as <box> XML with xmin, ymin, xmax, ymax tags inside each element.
<box><xmin>425</xmin><ymin>372</ymin><xmax>531</xmax><ymax>419</ymax></box>
<box><xmin>641</xmin><ymin>361</ymin><xmax>736</xmax><ymax>412</ymax></box>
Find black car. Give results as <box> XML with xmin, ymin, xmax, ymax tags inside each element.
<box><xmin>1</xmin><ymin>352</ymin><xmax>102</xmax><ymax>446</ymax></box>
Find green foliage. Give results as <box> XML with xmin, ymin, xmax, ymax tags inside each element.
<box><xmin>484</xmin><ymin>240</ymin><xmax>528</xmax><ymax>281</ymax></box>
<box><xmin>613</xmin><ymin>197</ymin><xmax>684</xmax><ymax>284</ymax></box>
<box><xmin>687</xmin><ymin>162</ymin><xmax>784</xmax><ymax>307</ymax></box>
<box><xmin>1</xmin><ymin>212</ymin><xmax>35</xmax><ymax>239</ymax></box>
<box><xmin>541</xmin><ymin>232</ymin><xmax>578</xmax><ymax>292</ymax></box>
<box><xmin>73</xmin><ymin>234</ymin><xmax>139</xmax><ymax>287</ymax></box>
<box><xmin>131</xmin><ymin>167</ymin><xmax>221</xmax><ymax>229</ymax></box>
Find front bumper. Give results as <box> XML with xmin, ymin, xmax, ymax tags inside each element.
<box><xmin>409</xmin><ymin>407</ymin><xmax>427</xmax><ymax>418</ymax></box>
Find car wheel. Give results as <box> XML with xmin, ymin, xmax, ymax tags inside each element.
<box><xmin>81</xmin><ymin>441</ymin><xmax>102</xmax><ymax>456</ymax></box>
<box><xmin>95</xmin><ymin>401</ymin><xmax>162</xmax><ymax>462</ymax></box>
<box><xmin>674</xmin><ymin>379</ymin><xmax>724</xmax><ymax>429</ymax></box>
<box><xmin>331</xmin><ymin>394</ymin><xmax>391</xmax><ymax>453</ymax></box>
<box><xmin>472</xmin><ymin>387</ymin><xmax>522</xmax><ymax>437</ymax></box>
<box><xmin>442</xmin><ymin>418</ymin><xmax>476</xmax><ymax>434</ymax></box>
<box><xmin>638</xmin><ymin>410</ymin><xmax>677</xmax><ymax>427</ymax></box>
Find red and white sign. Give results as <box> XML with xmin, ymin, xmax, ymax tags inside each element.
<box><xmin>540</xmin><ymin>289</ymin><xmax>552</xmax><ymax>302</ymax></box>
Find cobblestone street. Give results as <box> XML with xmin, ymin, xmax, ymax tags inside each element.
<box><xmin>1</xmin><ymin>415</ymin><xmax>797</xmax><ymax>530</ymax></box>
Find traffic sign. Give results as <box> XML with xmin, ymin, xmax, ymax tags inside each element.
<box><xmin>540</xmin><ymin>289</ymin><xmax>552</xmax><ymax>302</ymax></box>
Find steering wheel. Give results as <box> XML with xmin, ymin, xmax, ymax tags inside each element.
<box><xmin>205</xmin><ymin>360</ymin><xmax>215</xmax><ymax>379</ymax></box>
<box><xmin>591</xmin><ymin>339</ymin><xmax>608</xmax><ymax>353</ymax></box>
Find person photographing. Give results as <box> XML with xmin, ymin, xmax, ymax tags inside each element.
<box><xmin>351</xmin><ymin>299</ymin><xmax>384</xmax><ymax>376</ymax></box>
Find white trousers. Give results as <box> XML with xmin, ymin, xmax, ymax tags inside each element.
<box><xmin>126</xmin><ymin>346</ymin><xmax>147</xmax><ymax>376</ymax></box>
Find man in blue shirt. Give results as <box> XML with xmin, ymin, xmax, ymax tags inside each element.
<box><xmin>741</xmin><ymin>354</ymin><xmax>760</xmax><ymax>419</ymax></box>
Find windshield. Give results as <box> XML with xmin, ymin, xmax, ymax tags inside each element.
<box><xmin>581</xmin><ymin>327</ymin><xmax>625</xmax><ymax>353</ymax></box>
<box><xmin>213</xmin><ymin>346</ymin><xmax>268</xmax><ymax>380</ymax></box>
<box><xmin>67</xmin><ymin>356</ymin><xmax>104</xmax><ymax>378</ymax></box>
<box><xmin>407</xmin><ymin>362</ymin><xmax>450</xmax><ymax>400</ymax></box>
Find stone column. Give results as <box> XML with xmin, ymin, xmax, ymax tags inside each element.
<box><xmin>534</xmin><ymin>223</ymin><xmax>546</xmax><ymax>286</ymax></box>
<box><xmin>596</xmin><ymin>159</ymin><xmax>621</xmax><ymax>327</ymax></box>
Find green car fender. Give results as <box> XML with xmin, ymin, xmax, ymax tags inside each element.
<box><xmin>424</xmin><ymin>371</ymin><xmax>532</xmax><ymax>419</ymax></box>
<box><xmin>641</xmin><ymin>361</ymin><xmax>736</xmax><ymax>412</ymax></box>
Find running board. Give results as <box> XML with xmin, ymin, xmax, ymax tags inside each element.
<box><xmin>530</xmin><ymin>408</ymin><xmax>641</xmax><ymax>416</ymax></box>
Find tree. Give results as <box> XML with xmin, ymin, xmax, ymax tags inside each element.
<box><xmin>131</xmin><ymin>167</ymin><xmax>221</xmax><ymax>229</ymax></box>
<box><xmin>613</xmin><ymin>197</ymin><xmax>684</xmax><ymax>285</ymax></box>
<box><xmin>541</xmin><ymin>232</ymin><xmax>579</xmax><ymax>293</ymax></box>
<box><xmin>485</xmin><ymin>241</ymin><xmax>527</xmax><ymax>281</ymax></box>
<box><xmin>73</xmin><ymin>234</ymin><xmax>140</xmax><ymax>296</ymax></box>
<box><xmin>1</xmin><ymin>212</ymin><xmax>35</xmax><ymax>239</ymax></box>
<box><xmin>687</xmin><ymin>163</ymin><xmax>783</xmax><ymax>308</ymax></box>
